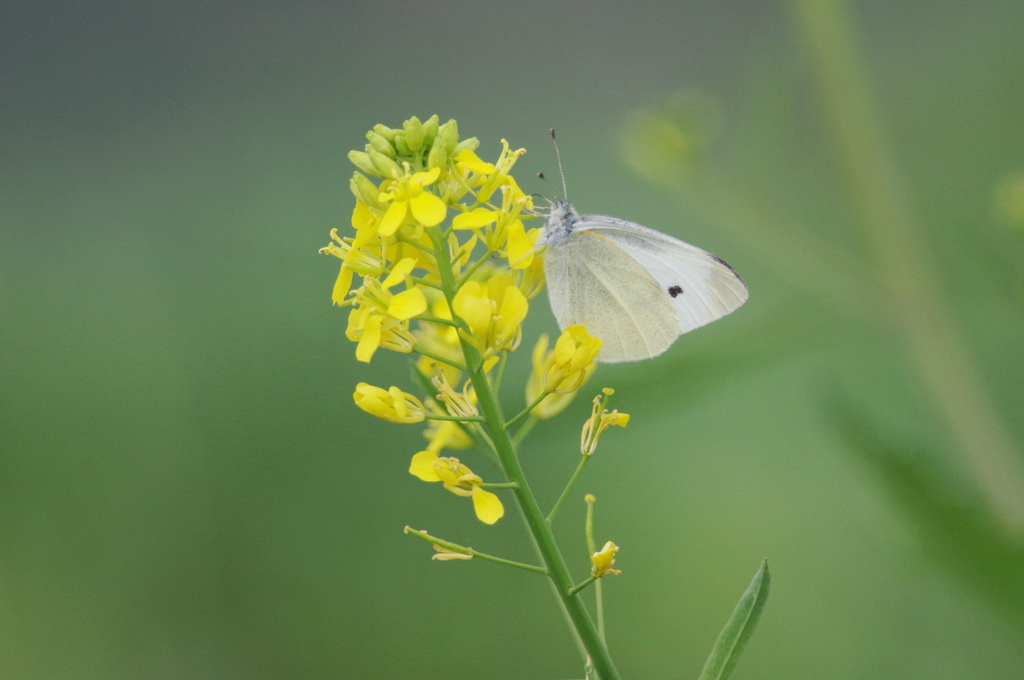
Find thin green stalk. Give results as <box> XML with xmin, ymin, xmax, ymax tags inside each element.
<box><xmin>492</xmin><ymin>350</ymin><xmax>510</xmax><ymax>393</ymax></box>
<box><xmin>415</xmin><ymin>348</ymin><xmax>466</xmax><ymax>372</ymax></box>
<box><xmin>585</xmin><ymin>495</ymin><xmax>606</xmax><ymax>644</ymax></box>
<box><xmin>457</xmin><ymin>249</ymin><xmax>499</xmax><ymax>287</ymax></box>
<box><xmin>790</xmin><ymin>0</ymin><xmax>1024</xmax><ymax>534</ymax></box>
<box><xmin>568</xmin><ymin>575</ymin><xmax>598</xmax><ymax>597</ymax></box>
<box><xmin>548</xmin><ymin>455</ymin><xmax>591</xmax><ymax>526</ymax></box>
<box><xmin>506</xmin><ymin>390</ymin><xmax>550</xmax><ymax>431</ymax></box>
<box><xmin>404</xmin><ymin>527</ymin><xmax>547</xmax><ymax>574</ymax></box>
<box><xmin>424</xmin><ymin>414</ymin><xmax>485</xmax><ymax>423</ymax></box>
<box><xmin>427</xmin><ymin>225</ymin><xmax>622</xmax><ymax>680</ymax></box>
<box><xmin>416</xmin><ymin>314</ymin><xmax>459</xmax><ymax>328</ymax></box>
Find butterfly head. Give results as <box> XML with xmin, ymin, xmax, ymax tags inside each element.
<box><xmin>537</xmin><ymin>198</ymin><xmax>579</xmax><ymax>249</ymax></box>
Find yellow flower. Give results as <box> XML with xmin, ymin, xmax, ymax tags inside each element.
<box><xmin>431</xmin><ymin>373</ymin><xmax>478</xmax><ymax>419</ymax></box>
<box><xmin>345</xmin><ymin>258</ymin><xmax>428</xmax><ymax>362</ymax></box>
<box><xmin>451</xmin><ymin>274</ymin><xmax>528</xmax><ymax>355</ymax></box>
<box><xmin>591</xmin><ymin>540</ymin><xmax>621</xmax><ymax>577</ymax></box>
<box><xmin>319</xmin><ymin>204</ymin><xmax>388</xmax><ymax>304</ymax></box>
<box><xmin>408</xmin><ymin>452</ymin><xmax>505</xmax><ymax>524</ymax></box>
<box><xmin>526</xmin><ymin>326</ymin><xmax>602</xmax><ymax>417</ymax></box>
<box><xmin>580</xmin><ymin>391</ymin><xmax>630</xmax><ymax>456</ymax></box>
<box><xmin>544</xmin><ymin>325</ymin><xmax>602</xmax><ymax>393</ymax></box>
<box><xmin>473</xmin><ymin>139</ymin><xmax>526</xmax><ymax>204</ymax></box>
<box><xmin>346</xmin><ymin>306</ymin><xmax>416</xmax><ymax>362</ymax></box>
<box><xmin>353</xmin><ymin>383</ymin><xmax>425</xmax><ymax>423</ymax></box>
<box><xmin>378</xmin><ymin>166</ymin><xmax>447</xmax><ymax>235</ymax></box>
<box><xmin>525</xmin><ymin>334</ymin><xmax>577</xmax><ymax>419</ymax></box>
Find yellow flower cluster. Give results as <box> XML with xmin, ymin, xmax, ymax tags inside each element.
<box><xmin>326</xmin><ymin>117</ymin><xmax>607</xmax><ymax>525</ymax></box>
<box><xmin>321</xmin><ymin>116</ymin><xmax>541</xmax><ymax>368</ymax></box>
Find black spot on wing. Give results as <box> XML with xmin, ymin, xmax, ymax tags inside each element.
<box><xmin>668</xmin><ymin>285</ymin><xmax>683</xmax><ymax>298</ymax></box>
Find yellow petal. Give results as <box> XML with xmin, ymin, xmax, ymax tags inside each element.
<box><xmin>472</xmin><ymin>487</ymin><xmax>505</xmax><ymax>524</ymax></box>
<box><xmin>353</xmin><ymin>382</ymin><xmax>387</xmax><ymax>414</ymax></box>
<box><xmin>408</xmin><ymin>191</ymin><xmax>447</xmax><ymax>227</ymax></box>
<box><xmin>388</xmin><ymin>287</ymin><xmax>427</xmax><ymax>320</ymax></box>
<box><xmin>409</xmin><ymin>451</ymin><xmax>442</xmax><ymax>482</ymax></box>
<box><xmin>331</xmin><ymin>265</ymin><xmax>354</xmax><ymax>305</ymax></box>
<box><xmin>352</xmin><ymin>200</ymin><xmax>374</xmax><ymax>230</ymax></box>
<box><xmin>452</xmin><ymin>208</ymin><xmax>498</xmax><ymax>230</ymax></box>
<box><xmin>454</xmin><ymin>149</ymin><xmax>496</xmax><ymax>174</ymax></box>
<box><xmin>412</xmin><ymin>167</ymin><xmax>441</xmax><ymax>186</ymax></box>
<box><xmin>505</xmin><ymin>221</ymin><xmax>537</xmax><ymax>268</ymax></box>
<box><xmin>389</xmin><ymin>386</ymin><xmax>408</xmax><ymax>420</ymax></box>
<box><xmin>382</xmin><ymin>257</ymin><xmax>417</xmax><ymax>289</ymax></box>
<box><xmin>452</xmin><ymin>282</ymin><xmax>492</xmax><ymax>341</ymax></box>
<box><xmin>496</xmin><ymin>286</ymin><xmax>528</xmax><ymax>335</ymax></box>
<box><xmin>379</xmin><ymin>200</ymin><xmax>407</xmax><ymax>236</ymax></box>
<box><xmin>356</xmin><ymin>314</ymin><xmax>382</xmax><ymax>363</ymax></box>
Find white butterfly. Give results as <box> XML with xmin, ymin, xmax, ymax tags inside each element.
<box><xmin>536</xmin><ymin>134</ymin><xmax>748</xmax><ymax>363</ymax></box>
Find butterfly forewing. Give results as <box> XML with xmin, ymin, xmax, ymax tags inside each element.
<box><xmin>544</xmin><ymin>230</ymin><xmax>679</xmax><ymax>362</ymax></box>
<box><xmin>576</xmin><ymin>215</ymin><xmax>748</xmax><ymax>334</ymax></box>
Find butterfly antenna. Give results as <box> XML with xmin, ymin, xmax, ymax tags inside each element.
<box><xmin>550</xmin><ymin>128</ymin><xmax>568</xmax><ymax>200</ymax></box>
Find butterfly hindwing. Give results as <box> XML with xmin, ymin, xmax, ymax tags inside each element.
<box><xmin>576</xmin><ymin>214</ymin><xmax>748</xmax><ymax>334</ymax></box>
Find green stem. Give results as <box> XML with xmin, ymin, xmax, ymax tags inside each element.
<box><xmin>585</xmin><ymin>495</ymin><xmax>606</xmax><ymax>644</ymax></box>
<box><xmin>548</xmin><ymin>455</ymin><xmax>591</xmax><ymax>526</ymax></box>
<box><xmin>479</xmin><ymin>482</ymin><xmax>519</xmax><ymax>489</ymax></box>
<box><xmin>493</xmin><ymin>350</ymin><xmax>509</xmax><ymax>393</ymax></box>
<box><xmin>424</xmin><ymin>414</ymin><xmax>485</xmax><ymax>423</ymax></box>
<box><xmin>568</xmin><ymin>575</ymin><xmax>598</xmax><ymax>597</ymax></box>
<box><xmin>415</xmin><ymin>348</ymin><xmax>466</xmax><ymax>372</ymax></box>
<box><xmin>505</xmin><ymin>390</ymin><xmax>551</xmax><ymax>431</ymax></box>
<box><xmin>416</xmin><ymin>314</ymin><xmax>459</xmax><ymax>328</ymax></box>
<box><xmin>426</xmin><ymin>226</ymin><xmax>622</xmax><ymax>680</ymax></box>
<box><xmin>404</xmin><ymin>527</ymin><xmax>547</xmax><ymax>574</ymax></box>
<box><xmin>790</xmin><ymin>0</ymin><xmax>1024</xmax><ymax>534</ymax></box>
<box><xmin>457</xmin><ymin>248</ymin><xmax>499</xmax><ymax>287</ymax></box>
<box><xmin>407</xmin><ymin>275</ymin><xmax>443</xmax><ymax>290</ymax></box>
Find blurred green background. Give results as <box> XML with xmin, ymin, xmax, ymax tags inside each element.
<box><xmin>3</xmin><ymin>1</ymin><xmax>1024</xmax><ymax>678</ymax></box>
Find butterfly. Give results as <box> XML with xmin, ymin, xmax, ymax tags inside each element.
<box><xmin>536</xmin><ymin>131</ymin><xmax>748</xmax><ymax>362</ymax></box>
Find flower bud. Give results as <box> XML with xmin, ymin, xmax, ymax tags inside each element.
<box><xmin>403</xmin><ymin>116</ymin><xmax>425</xmax><ymax>152</ymax></box>
<box><xmin>367</xmin><ymin>147</ymin><xmax>402</xmax><ymax>178</ymax></box>
<box><xmin>393</xmin><ymin>133</ymin><xmax>411</xmax><ymax>156</ymax></box>
<box><xmin>454</xmin><ymin>137</ymin><xmax>480</xmax><ymax>154</ymax></box>
<box><xmin>366</xmin><ymin>130</ymin><xmax>397</xmax><ymax>157</ymax></box>
<box><xmin>348</xmin><ymin>150</ymin><xmax>379</xmax><ymax>177</ymax></box>
<box><xmin>427</xmin><ymin>139</ymin><xmax>448</xmax><ymax>172</ymax></box>
<box><xmin>437</xmin><ymin>119</ymin><xmax>460</xmax><ymax>154</ymax></box>
<box><xmin>350</xmin><ymin>172</ymin><xmax>384</xmax><ymax>210</ymax></box>
<box><xmin>372</xmin><ymin>123</ymin><xmax>396</xmax><ymax>143</ymax></box>
<box><xmin>421</xmin><ymin>114</ymin><xmax>439</xmax><ymax>146</ymax></box>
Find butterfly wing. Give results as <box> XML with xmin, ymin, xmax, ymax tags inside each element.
<box><xmin>544</xmin><ymin>229</ymin><xmax>680</xmax><ymax>362</ymax></box>
<box><xmin>576</xmin><ymin>214</ymin><xmax>748</xmax><ymax>334</ymax></box>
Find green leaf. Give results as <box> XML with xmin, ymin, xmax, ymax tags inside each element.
<box><xmin>696</xmin><ymin>559</ymin><xmax>770</xmax><ymax>680</ymax></box>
